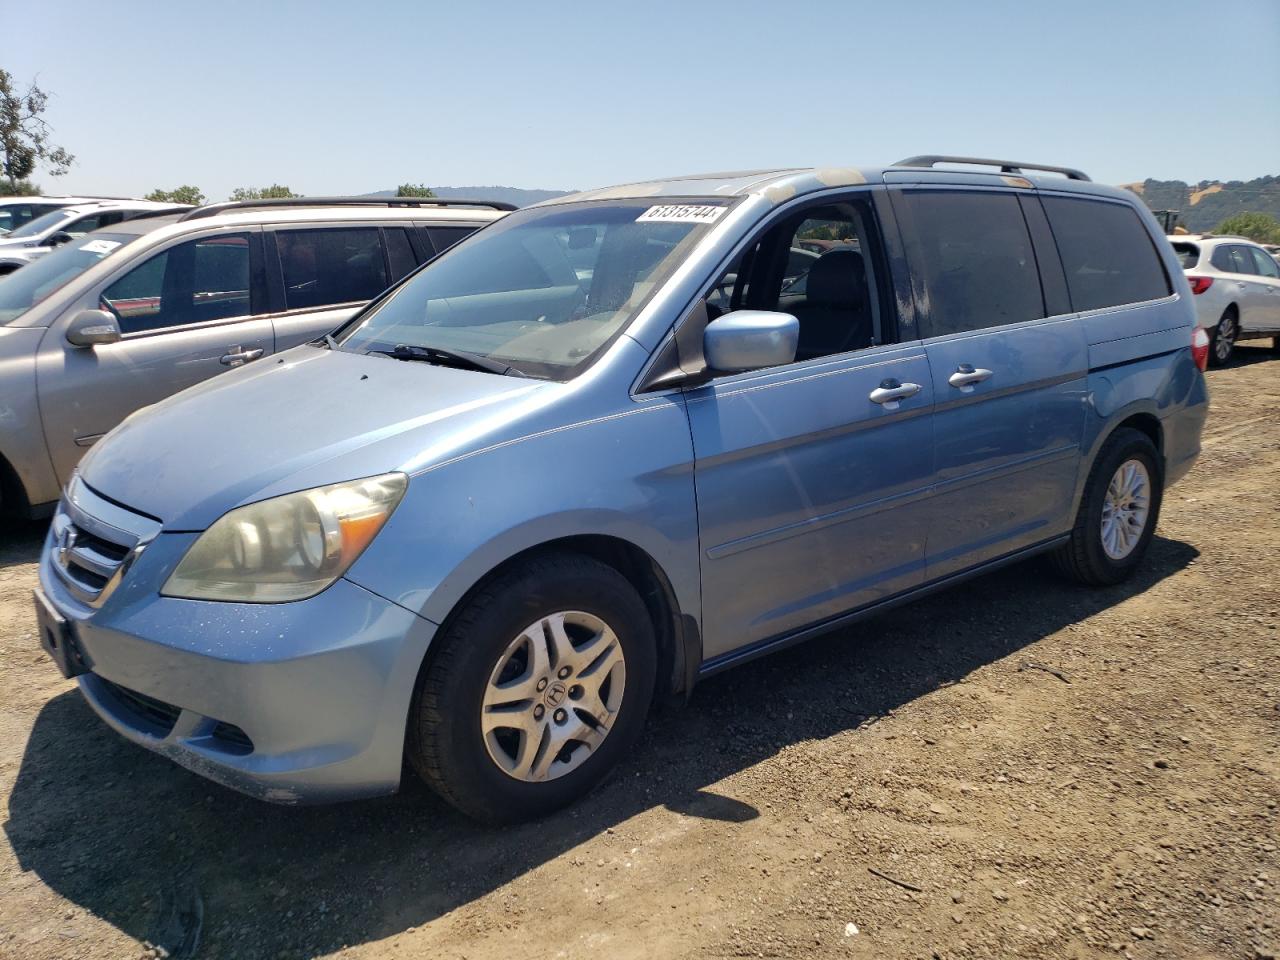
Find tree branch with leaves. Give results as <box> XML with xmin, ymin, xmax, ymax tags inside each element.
<box><xmin>0</xmin><ymin>69</ymin><xmax>74</xmax><ymax>193</ymax></box>
<box><xmin>146</xmin><ymin>185</ymin><xmax>206</xmax><ymax>205</ymax></box>
<box><xmin>229</xmin><ymin>184</ymin><xmax>298</xmax><ymax>201</ymax></box>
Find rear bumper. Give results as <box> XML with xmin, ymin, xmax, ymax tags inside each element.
<box><xmin>39</xmin><ymin>534</ymin><xmax>436</xmax><ymax>804</ymax></box>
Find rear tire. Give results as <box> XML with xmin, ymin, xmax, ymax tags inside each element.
<box><xmin>1208</xmin><ymin>310</ymin><xmax>1238</xmax><ymax>366</ymax></box>
<box><xmin>1053</xmin><ymin>428</ymin><xmax>1163</xmax><ymax>586</ymax></box>
<box><xmin>406</xmin><ymin>553</ymin><xmax>656</xmax><ymax>824</ymax></box>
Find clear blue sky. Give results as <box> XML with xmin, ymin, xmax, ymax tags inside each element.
<box><xmin>7</xmin><ymin>0</ymin><xmax>1279</xmax><ymax>200</ymax></box>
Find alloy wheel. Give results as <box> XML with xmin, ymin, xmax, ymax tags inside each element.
<box><xmin>1100</xmin><ymin>458</ymin><xmax>1151</xmax><ymax>560</ymax></box>
<box><xmin>481</xmin><ymin>610</ymin><xmax>626</xmax><ymax>782</ymax></box>
<box><xmin>1215</xmin><ymin>315</ymin><xmax>1237</xmax><ymax>362</ymax></box>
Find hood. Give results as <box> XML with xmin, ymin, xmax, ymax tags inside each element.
<box><xmin>77</xmin><ymin>346</ymin><xmax>549</xmax><ymax>529</ymax></box>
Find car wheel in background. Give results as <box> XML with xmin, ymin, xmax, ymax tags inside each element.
<box><xmin>1209</xmin><ymin>310</ymin><xmax>1237</xmax><ymax>366</ymax></box>
<box><xmin>1053</xmin><ymin>427</ymin><xmax>1163</xmax><ymax>586</ymax></box>
<box><xmin>406</xmin><ymin>552</ymin><xmax>656</xmax><ymax>823</ymax></box>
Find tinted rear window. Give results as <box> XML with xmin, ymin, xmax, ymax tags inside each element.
<box><xmin>384</xmin><ymin>227</ymin><xmax>418</xmax><ymax>280</ymax></box>
<box><xmin>276</xmin><ymin>228</ymin><xmax>389</xmax><ymax>310</ymax></box>
<box><xmin>1041</xmin><ymin>197</ymin><xmax>1170</xmax><ymax>311</ymax></box>
<box><xmin>900</xmin><ymin>191</ymin><xmax>1045</xmax><ymax>337</ymax></box>
<box><xmin>426</xmin><ymin>226</ymin><xmax>474</xmax><ymax>254</ymax></box>
<box><xmin>1170</xmin><ymin>242</ymin><xmax>1200</xmax><ymax>270</ymax></box>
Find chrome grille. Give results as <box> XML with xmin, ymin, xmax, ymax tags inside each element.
<box><xmin>49</xmin><ymin>476</ymin><xmax>161</xmax><ymax>607</ymax></box>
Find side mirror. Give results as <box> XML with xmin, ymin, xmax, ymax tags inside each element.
<box><xmin>703</xmin><ymin>310</ymin><xmax>798</xmax><ymax>373</ymax></box>
<box><xmin>45</xmin><ymin>231</ymin><xmax>74</xmax><ymax>248</ymax></box>
<box><xmin>65</xmin><ymin>308</ymin><xmax>122</xmax><ymax>347</ymax></box>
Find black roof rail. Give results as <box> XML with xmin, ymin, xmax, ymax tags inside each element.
<box><xmin>179</xmin><ymin>196</ymin><xmax>517</xmax><ymax>222</ymax></box>
<box><xmin>124</xmin><ymin>206</ymin><xmax>192</xmax><ymax>221</ymax></box>
<box><xmin>892</xmin><ymin>155</ymin><xmax>1091</xmax><ymax>182</ymax></box>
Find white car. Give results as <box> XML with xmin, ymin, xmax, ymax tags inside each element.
<box><xmin>0</xmin><ymin>195</ymin><xmax>110</xmax><ymax>237</ymax></box>
<box><xmin>1169</xmin><ymin>234</ymin><xmax>1280</xmax><ymax>365</ymax></box>
<box><xmin>0</xmin><ymin>200</ymin><xmax>188</xmax><ymax>274</ymax></box>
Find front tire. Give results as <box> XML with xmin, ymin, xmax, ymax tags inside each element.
<box><xmin>1208</xmin><ymin>310</ymin><xmax>1238</xmax><ymax>367</ymax></box>
<box><xmin>406</xmin><ymin>553</ymin><xmax>656</xmax><ymax>823</ymax></box>
<box><xmin>1053</xmin><ymin>428</ymin><xmax>1163</xmax><ymax>586</ymax></box>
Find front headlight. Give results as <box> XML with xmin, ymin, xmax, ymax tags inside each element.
<box><xmin>162</xmin><ymin>473</ymin><xmax>407</xmax><ymax>602</ymax></box>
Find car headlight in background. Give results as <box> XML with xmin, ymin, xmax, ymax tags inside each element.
<box><xmin>162</xmin><ymin>473</ymin><xmax>407</xmax><ymax>602</ymax></box>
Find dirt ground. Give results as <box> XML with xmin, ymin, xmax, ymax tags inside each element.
<box><xmin>1</xmin><ymin>348</ymin><xmax>1277</xmax><ymax>960</ymax></box>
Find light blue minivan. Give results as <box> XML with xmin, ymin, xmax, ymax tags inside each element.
<box><xmin>35</xmin><ymin>157</ymin><xmax>1210</xmax><ymax>822</ymax></box>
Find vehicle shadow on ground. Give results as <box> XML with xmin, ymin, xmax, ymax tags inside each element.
<box><xmin>4</xmin><ymin>535</ymin><xmax>1198</xmax><ymax>959</ymax></box>
<box><xmin>1227</xmin><ymin>343</ymin><xmax>1279</xmax><ymax>368</ymax></box>
<box><xmin>0</xmin><ymin>520</ymin><xmax>47</xmax><ymax>570</ymax></box>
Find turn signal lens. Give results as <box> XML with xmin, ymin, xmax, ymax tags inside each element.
<box><xmin>1191</xmin><ymin>327</ymin><xmax>1210</xmax><ymax>372</ymax></box>
<box><xmin>1188</xmin><ymin>276</ymin><xmax>1214</xmax><ymax>295</ymax></box>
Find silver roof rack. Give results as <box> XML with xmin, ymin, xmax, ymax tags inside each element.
<box><xmin>893</xmin><ymin>155</ymin><xmax>1091</xmax><ymax>182</ymax></box>
<box><xmin>180</xmin><ymin>195</ymin><xmax>518</xmax><ymax>222</ymax></box>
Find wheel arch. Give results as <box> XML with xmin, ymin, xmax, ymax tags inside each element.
<box><xmin>0</xmin><ymin>447</ymin><xmax>33</xmax><ymax>518</ymax></box>
<box><xmin>420</xmin><ymin>533</ymin><xmax>700</xmax><ymax>710</ymax></box>
<box><xmin>1070</xmin><ymin>400</ymin><xmax>1166</xmax><ymax>516</ymax></box>
<box><xmin>1110</xmin><ymin>411</ymin><xmax>1163</xmax><ymax>460</ymax></box>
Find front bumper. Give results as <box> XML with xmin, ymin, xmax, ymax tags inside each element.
<box><xmin>39</xmin><ymin>515</ymin><xmax>437</xmax><ymax>805</ymax></box>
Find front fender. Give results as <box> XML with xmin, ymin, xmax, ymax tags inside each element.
<box><xmin>345</xmin><ymin>392</ymin><xmax>701</xmax><ymax>635</ymax></box>
<box><xmin>0</xmin><ymin>325</ymin><xmax>59</xmax><ymax>513</ymax></box>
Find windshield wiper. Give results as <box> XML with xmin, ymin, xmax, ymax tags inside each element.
<box><xmin>322</xmin><ymin>333</ymin><xmax>338</xmax><ymax>350</ymax></box>
<box><xmin>370</xmin><ymin>343</ymin><xmax>519</xmax><ymax>376</ymax></box>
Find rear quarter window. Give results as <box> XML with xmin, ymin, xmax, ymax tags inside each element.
<box><xmin>1170</xmin><ymin>242</ymin><xmax>1200</xmax><ymax>270</ymax></box>
<box><xmin>1041</xmin><ymin>197</ymin><xmax>1170</xmax><ymax>312</ymax></box>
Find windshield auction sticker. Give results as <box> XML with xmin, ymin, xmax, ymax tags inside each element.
<box><xmin>79</xmin><ymin>239</ymin><xmax>123</xmax><ymax>255</ymax></box>
<box><xmin>636</xmin><ymin>204</ymin><xmax>727</xmax><ymax>224</ymax></box>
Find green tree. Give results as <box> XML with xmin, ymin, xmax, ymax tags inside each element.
<box><xmin>1214</xmin><ymin>212</ymin><xmax>1280</xmax><ymax>244</ymax></box>
<box><xmin>396</xmin><ymin>183</ymin><xmax>436</xmax><ymax>198</ymax></box>
<box><xmin>146</xmin><ymin>185</ymin><xmax>206</xmax><ymax>206</ymax></box>
<box><xmin>229</xmin><ymin>184</ymin><xmax>298</xmax><ymax>201</ymax></box>
<box><xmin>0</xmin><ymin>69</ymin><xmax>74</xmax><ymax>192</ymax></box>
<box><xmin>4</xmin><ymin>179</ymin><xmax>42</xmax><ymax>196</ymax></box>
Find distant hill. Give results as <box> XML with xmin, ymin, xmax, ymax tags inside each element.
<box><xmin>367</xmin><ymin>185</ymin><xmax>573</xmax><ymax>208</ymax></box>
<box><xmin>1123</xmin><ymin>175</ymin><xmax>1280</xmax><ymax>232</ymax></box>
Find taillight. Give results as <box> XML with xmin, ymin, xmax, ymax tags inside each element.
<box><xmin>1188</xmin><ymin>276</ymin><xmax>1214</xmax><ymax>295</ymax></box>
<box><xmin>1191</xmin><ymin>326</ymin><xmax>1210</xmax><ymax>372</ymax></box>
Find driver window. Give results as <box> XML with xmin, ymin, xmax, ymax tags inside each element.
<box><xmin>706</xmin><ymin>201</ymin><xmax>884</xmax><ymax>363</ymax></box>
<box><xmin>101</xmin><ymin>234</ymin><xmax>252</xmax><ymax>334</ymax></box>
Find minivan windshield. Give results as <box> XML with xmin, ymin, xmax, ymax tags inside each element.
<box><xmin>337</xmin><ymin>199</ymin><xmax>731</xmax><ymax>379</ymax></box>
<box><xmin>0</xmin><ymin>232</ymin><xmax>134</xmax><ymax>324</ymax></box>
<box><xmin>3</xmin><ymin>208</ymin><xmax>76</xmax><ymax>240</ymax></box>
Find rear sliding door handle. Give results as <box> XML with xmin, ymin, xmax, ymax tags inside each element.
<box><xmin>220</xmin><ymin>346</ymin><xmax>265</xmax><ymax>367</ymax></box>
<box><xmin>948</xmin><ymin>364</ymin><xmax>993</xmax><ymax>392</ymax></box>
<box><xmin>869</xmin><ymin>378</ymin><xmax>922</xmax><ymax>411</ymax></box>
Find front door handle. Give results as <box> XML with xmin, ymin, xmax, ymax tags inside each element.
<box><xmin>948</xmin><ymin>364</ymin><xmax>993</xmax><ymax>392</ymax></box>
<box><xmin>220</xmin><ymin>346</ymin><xmax>265</xmax><ymax>367</ymax></box>
<box><xmin>869</xmin><ymin>378</ymin><xmax>922</xmax><ymax>411</ymax></box>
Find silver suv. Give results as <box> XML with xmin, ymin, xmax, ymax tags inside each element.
<box><xmin>0</xmin><ymin>196</ymin><xmax>511</xmax><ymax>518</ymax></box>
<box><xmin>1169</xmin><ymin>233</ymin><xmax>1280</xmax><ymax>364</ymax></box>
<box><xmin>0</xmin><ymin>199</ymin><xmax>192</xmax><ymax>273</ymax></box>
